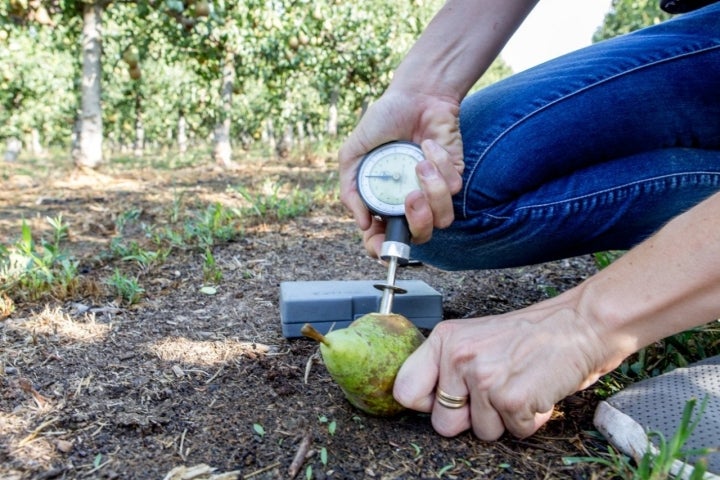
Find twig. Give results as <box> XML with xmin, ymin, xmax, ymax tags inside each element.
<box><xmin>243</xmin><ymin>461</ymin><xmax>280</xmax><ymax>479</ymax></box>
<box><xmin>18</xmin><ymin>377</ymin><xmax>51</xmax><ymax>409</ymax></box>
<box><xmin>288</xmin><ymin>434</ymin><xmax>312</xmax><ymax>479</ymax></box>
<box><xmin>304</xmin><ymin>352</ymin><xmax>319</xmax><ymax>384</ymax></box>
<box><xmin>17</xmin><ymin>417</ymin><xmax>59</xmax><ymax>448</ymax></box>
<box><xmin>74</xmin><ymin>374</ymin><xmax>93</xmax><ymax>398</ymax></box>
<box><xmin>83</xmin><ymin>459</ymin><xmax>112</xmax><ymax>477</ymax></box>
<box><xmin>178</xmin><ymin>428</ymin><xmax>188</xmax><ymax>461</ymax></box>
<box><xmin>205</xmin><ymin>365</ymin><xmax>224</xmax><ymax>384</ymax></box>
<box><xmin>90</xmin><ymin>423</ymin><xmax>107</xmax><ymax>438</ymax></box>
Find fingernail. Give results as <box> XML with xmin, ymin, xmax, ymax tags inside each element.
<box><xmin>417</xmin><ymin>160</ymin><xmax>437</xmax><ymax>179</ymax></box>
<box><xmin>410</xmin><ymin>196</ymin><xmax>424</xmax><ymax>212</ymax></box>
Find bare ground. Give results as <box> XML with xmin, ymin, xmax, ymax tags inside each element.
<box><xmin>0</xmin><ymin>153</ymin><xmax>613</xmax><ymax>479</ymax></box>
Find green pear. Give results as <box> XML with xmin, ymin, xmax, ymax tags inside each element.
<box><xmin>301</xmin><ymin>312</ymin><xmax>425</xmax><ymax>416</ymax></box>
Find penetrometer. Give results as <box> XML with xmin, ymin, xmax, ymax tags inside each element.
<box><xmin>356</xmin><ymin>141</ymin><xmax>424</xmax><ymax>314</ymax></box>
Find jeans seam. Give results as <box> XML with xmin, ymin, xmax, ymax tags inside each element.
<box><xmin>461</xmin><ymin>42</ymin><xmax>720</xmax><ymax>219</ymax></box>
<box><xmin>483</xmin><ymin>170</ymin><xmax>720</xmax><ymax>219</ymax></box>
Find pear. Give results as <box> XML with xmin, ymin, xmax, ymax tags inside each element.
<box><xmin>301</xmin><ymin>312</ymin><xmax>425</xmax><ymax>416</ymax></box>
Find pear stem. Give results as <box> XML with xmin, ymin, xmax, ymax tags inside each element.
<box><xmin>300</xmin><ymin>323</ymin><xmax>330</xmax><ymax>346</ymax></box>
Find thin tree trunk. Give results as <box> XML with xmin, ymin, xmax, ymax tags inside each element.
<box><xmin>276</xmin><ymin>124</ymin><xmax>292</xmax><ymax>158</ymax></box>
<box><xmin>28</xmin><ymin>129</ymin><xmax>43</xmax><ymax>155</ymax></box>
<box><xmin>133</xmin><ymin>93</ymin><xmax>144</xmax><ymax>157</ymax></box>
<box><xmin>4</xmin><ymin>138</ymin><xmax>21</xmax><ymax>162</ymax></box>
<box><xmin>213</xmin><ymin>50</ymin><xmax>234</xmax><ymax>167</ymax></box>
<box><xmin>178</xmin><ymin>110</ymin><xmax>188</xmax><ymax>153</ymax></box>
<box><xmin>73</xmin><ymin>1</ymin><xmax>104</xmax><ymax>169</ymax></box>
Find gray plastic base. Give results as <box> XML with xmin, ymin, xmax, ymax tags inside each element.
<box><xmin>280</xmin><ymin>280</ymin><xmax>443</xmax><ymax>338</ymax></box>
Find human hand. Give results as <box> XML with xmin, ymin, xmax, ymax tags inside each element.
<box><xmin>338</xmin><ymin>90</ymin><xmax>464</xmax><ymax>257</ymax></box>
<box><xmin>393</xmin><ymin>295</ymin><xmax>618</xmax><ymax>440</ymax></box>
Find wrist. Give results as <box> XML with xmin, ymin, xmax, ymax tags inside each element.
<box><xmin>574</xmin><ymin>276</ymin><xmax>644</xmax><ymax>370</ymax></box>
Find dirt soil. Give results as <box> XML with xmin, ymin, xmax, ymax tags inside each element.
<box><xmin>0</xmin><ymin>154</ymin><xmax>613</xmax><ymax>480</ymax></box>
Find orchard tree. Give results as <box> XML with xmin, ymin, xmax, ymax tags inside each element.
<box><xmin>1</xmin><ymin>0</ymin><xmax>75</xmax><ymax>161</ymax></box>
<box><xmin>74</xmin><ymin>0</ymin><xmax>106</xmax><ymax>168</ymax></box>
<box><xmin>594</xmin><ymin>0</ymin><xmax>670</xmax><ymax>41</ymax></box>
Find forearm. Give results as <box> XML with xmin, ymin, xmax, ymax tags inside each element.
<box><xmin>576</xmin><ymin>191</ymin><xmax>720</xmax><ymax>369</ymax></box>
<box><xmin>391</xmin><ymin>0</ymin><xmax>538</xmax><ymax>101</ymax></box>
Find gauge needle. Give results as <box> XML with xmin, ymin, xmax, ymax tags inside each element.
<box><xmin>366</xmin><ymin>174</ymin><xmax>401</xmax><ymax>181</ymax></box>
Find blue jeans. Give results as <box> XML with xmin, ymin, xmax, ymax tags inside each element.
<box><xmin>413</xmin><ymin>3</ymin><xmax>720</xmax><ymax>270</ymax></box>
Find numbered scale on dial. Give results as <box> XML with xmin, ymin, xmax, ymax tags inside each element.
<box><xmin>356</xmin><ymin>141</ymin><xmax>424</xmax><ymax>217</ymax></box>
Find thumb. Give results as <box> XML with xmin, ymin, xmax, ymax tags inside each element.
<box><xmin>393</xmin><ymin>336</ymin><xmax>440</xmax><ymax>412</ymax></box>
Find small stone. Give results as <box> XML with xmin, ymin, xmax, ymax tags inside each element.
<box><xmin>56</xmin><ymin>439</ymin><xmax>74</xmax><ymax>453</ymax></box>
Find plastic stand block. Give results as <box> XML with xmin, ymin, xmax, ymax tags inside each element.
<box><xmin>279</xmin><ymin>280</ymin><xmax>443</xmax><ymax>338</ymax></box>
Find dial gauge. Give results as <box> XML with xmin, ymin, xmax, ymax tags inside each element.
<box><xmin>357</xmin><ymin>141</ymin><xmax>424</xmax><ymax>217</ymax></box>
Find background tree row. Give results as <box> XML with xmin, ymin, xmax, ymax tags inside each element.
<box><xmin>1</xmin><ymin>0</ymin><xmax>669</xmax><ymax>167</ymax></box>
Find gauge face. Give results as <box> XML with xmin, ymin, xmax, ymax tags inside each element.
<box><xmin>357</xmin><ymin>141</ymin><xmax>423</xmax><ymax>217</ymax></box>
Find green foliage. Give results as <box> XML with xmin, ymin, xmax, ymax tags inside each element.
<box><xmin>183</xmin><ymin>202</ymin><xmax>240</xmax><ymax>249</ymax></box>
<box><xmin>106</xmin><ymin>268</ymin><xmax>144</xmax><ymax>305</ymax></box>
<box><xmin>565</xmin><ymin>397</ymin><xmax>714</xmax><ymax>479</ymax></box>
<box><xmin>235</xmin><ymin>180</ymin><xmax>313</xmax><ymax>220</ymax></box>
<box><xmin>0</xmin><ymin>216</ymin><xmax>79</xmax><ymax>299</ymax></box>
<box><xmin>0</xmin><ymin>25</ymin><xmax>75</xmax><ymax>146</ymax></box>
<box><xmin>2</xmin><ymin>0</ymin><xmax>442</xmax><ymax>155</ymax></box>
<box><xmin>233</xmin><ymin>175</ymin><xmax>338</xmax><ymax>221</ymax></box>
<box><xmin>318</xmin><ymin>415</ymin><xmax>337</xmax><ymax>436</ymax></box>
<box><xmin>609</xmin><ymin>325</ymin><xmax>720</xmax><ymax>390</ymax></box>
<box><xmin>593</xmin><ymin>0</ymin><xmax>671</xmax><ymax>42</ymax></box>
<box><xmin>593</xmin><ymin>250</ymin><xmax>625</xmax><ymax>270</ymax></box>
<box><xmin>201</xmin><ymin>247</ymin><xmax>222</xmax><ymax>284</ymax></box>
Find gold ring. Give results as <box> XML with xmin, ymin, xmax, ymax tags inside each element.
<box><xmin>436</xmin><ymin>389</ymin><xmax>468</xmax><ymax>409</ymax></box>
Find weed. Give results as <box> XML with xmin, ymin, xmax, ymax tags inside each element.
<box><xmin>169</xmin><ymin>190</ymin><xmax>185</xmax><ymax>224</ymax></box>
<box><xmin>111</xmin><ymin>237</ymin><xmax>168</xmax><ymax>271</ymax></box>
<box><xmin>106</xmin><ymin>269</ymin><xmax>144</xmax><ymax>305</ymax></box>
<box><xmin>253</xmin><ymin>423</ymin><xmax>265</xmax><ymax>437</ymax></box>
<box><xmin>202</xmin><ymin>248</ymin><xmax>223</xmax><ymax>283</ymax></box>
<box><xmin>593</xmin><ymin>250</ymin><xmax>625</xmax><ymax>270</ymax></box>
<box><xmin>234</xmin><ymin>178</ymin><xmax>320</xmax><ymax>221</ymax></box>
<box><xmin>115</xmin><ymin>208</ymin><xmax>142</xmax><ymax>235</ymax></box>
<box><xmin>437</xmin><ymin>458</ymin><xmax>472</xmax><ymax>477</ymax></box>
<box><xmin>0</xmin><ymin>217</ymin><xmax>79</xmax><ymax>300</ymax></box>
<box><xmin>598</xmin><ymin>323</ymin><xmax>720</xmax><ymax>397</ymax></box>
<box><xmin>184</xmin><ymin>202</ymin><xmax>240</xmax><ymax>250</ymax></box>
<box><xmin>410</xmin><ymin>442</ymin><xmax>422</xmax><ymax>459</ymax></box>
<box><xmin>319</xmin><ymin>447</ymin><xmax>328</xmax><ymax>466</ymax></box>
<box><xmin>318</xmin><ymin>415</ymin><xmax>337</xmax><ymax>436</ymax></box>
<box><xmin>46</xmin><ymin>215</ymin><xmax>70</xmax><ymax>245</ymax></box>
<box><xmin>565</xmin><ymin>397</ymin><xmax>714</xmax><ymax>479</ymax></box>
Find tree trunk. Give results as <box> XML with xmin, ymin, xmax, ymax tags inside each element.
<box><xmin>28</xmin><ymin>129</ymin><xmax>43</xmax><ymax>155</ymax></box>
<box><xmin>4</xmin><ymin>137</ymin><xmax>21</xmax><ymax>162</ymax></box>
<box><xmin>73</xmin><ymin>1</ymin><xmax>104</xmax><ymax>169</ymax></box>
<box><xmin>212</xmin><ymin>50</ymin><xmax>234</xmax><ymax>167</ymax></box>
<box><xmin>296</xmin><ymin>121</ymin><xmax>305</xmax><ymax>148</ymax></box>
<box><xmin>276</xmin><ymin>124</ymin><xmax>292</xmax><ymax>158</ymax></box>
<box><xmin>178</xmin><ymin>110</ymin><xmax>188</xmax><ymax>153</ymax></box>
<box><xmin>133</xmin><ymin>93</ymin><xmax>144</xmax><ymax>157</ymax></box>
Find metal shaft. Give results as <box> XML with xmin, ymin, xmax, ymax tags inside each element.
<box><xmin>379</xmin><ymin>256</ymin><xmax>399</xmax><ymax>314</ymax></box>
